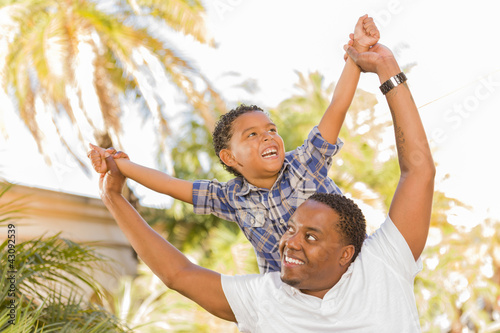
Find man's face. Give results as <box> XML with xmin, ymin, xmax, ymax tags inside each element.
<box><xmin>279</xmin><ymin>200</ymin><xmax>353</xmax><ymax>298</ymax></box>
<box><xmin>226</xmin><ymin>111</ymin><xmax>285</xmax><ymax>181</ymax></box>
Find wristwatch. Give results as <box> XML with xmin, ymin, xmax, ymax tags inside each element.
<box><xmin>379</xmin><ymin>72</ymin><xmax>407</xmax><ymax>95</ymax></box>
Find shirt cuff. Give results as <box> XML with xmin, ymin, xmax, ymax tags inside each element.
<box><xmin>192</xmin><ymin>179</ymin><xmax>212</xmax><ymax>215</ymax></box>
<box><xmin>309</xmin><ymin>126</ymin><xmax>344</xmax><ymax>156</ymax></box>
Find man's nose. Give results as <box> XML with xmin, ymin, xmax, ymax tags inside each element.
<box><xmin>286</xmin><ymin>233</ymin><xmax>301</xmax><ymax>250</ymax></box>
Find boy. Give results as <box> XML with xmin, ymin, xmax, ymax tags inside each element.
<box><xmin>89</xmin><ymin>15</ymin><xmax>379</xmax><ymax>273</ymax></box>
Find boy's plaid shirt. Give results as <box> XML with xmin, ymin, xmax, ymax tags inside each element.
<box><xmin>193</xmin><ymin>126</ymin><xmax>343</xmax><ymax>273</ymax></box>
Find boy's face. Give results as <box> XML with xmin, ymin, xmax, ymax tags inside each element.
<box><xmin>279</xmin><ymin>200</ymin><xmax>354</xmax><ymax>299</ymax></box>
<box><xmin>224</xmin><ymin>111</ymin><xmax>285</xmax><ymax>183</ymax></box>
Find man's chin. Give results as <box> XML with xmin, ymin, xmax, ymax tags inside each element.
<box><xmin>280</xmin><ymin>275</ymin><xmax>300</xmax><ymax>288</ymax></box>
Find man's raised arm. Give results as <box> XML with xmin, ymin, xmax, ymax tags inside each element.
<box><xmin>345</xmin><ymin>43</ymin><xmax>435</xmax><ymax>260</ymax></box>
<box><xmin>98</xmin><ymin>155</ymin><xmax>236</xmax><ymax>322</ymax></box>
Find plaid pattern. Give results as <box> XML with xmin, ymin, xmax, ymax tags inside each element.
<box><xmin>193</xmin><ymin>126</ymin><xmax>343</xmax><ymax>273</ymax></box>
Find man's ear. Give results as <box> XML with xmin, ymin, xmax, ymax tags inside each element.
<box><xmin>339</xmin><ymin>245</ymin><xmax>355</xmax><ymax>266</ymax></box>
<box><xmin>219</xmin><ymin>149</ymin><xmax>237</xmax><ymax>167</ymax></box>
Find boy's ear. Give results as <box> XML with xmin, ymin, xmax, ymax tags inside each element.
<box><xmin>219</xmin><ymin>149</ymin><xmax>237</xmax><ymax>167</ymax></box>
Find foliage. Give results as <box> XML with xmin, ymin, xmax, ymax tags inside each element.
<box><xmin>416</xmin><ymin>217</ymin><xmax>500</xmax><ymax>332</ymax></box>
<box><xmin>0</xmin><ymin>181</ymin><xmax>130</xmax><ymax>332</ymax></box>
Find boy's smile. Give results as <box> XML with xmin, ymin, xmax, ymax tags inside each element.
<box><xmin>222</xmin><ymin>111</ymin><xmax>285</xmax><ymax>189</ymax></box>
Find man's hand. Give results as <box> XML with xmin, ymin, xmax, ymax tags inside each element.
<box><xmin>343</xmin><ymin>43</ymin><xmax>397</xmax><ymax>78</ymax></box>
<box><xmin>99</xmin><ymin>154</ymin><xmax>126</xmax><ymax>201</ymax></box>
<box><xmin>352</xmin><ymin>14</ymin><xmax>380</xmax><ymax>52</ymax></box>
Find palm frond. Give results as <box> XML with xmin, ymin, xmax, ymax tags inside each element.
<box><xmin>135</xmin><ymin>0</ymin><xmax>212</xmax><ymax>45</ymax></box>
<box><xmin>0</xmin><ymin>234</ymin><xmax>111</xmax><ymax>304</ymax></box>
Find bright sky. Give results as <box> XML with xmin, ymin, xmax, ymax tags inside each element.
<box><xmin>1</xmin><ymin>0</ymin><xmax>499</xmax><ymax>228</ymax></box>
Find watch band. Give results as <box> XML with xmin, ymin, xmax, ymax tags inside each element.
<box><xmin>379</xmin><ymin>72</ymin><xmax>407</xmax><ymax>95</ymax></box>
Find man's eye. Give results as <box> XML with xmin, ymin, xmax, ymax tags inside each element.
<box><xmin>306</xmin><ymin>234</ymin><xmax>316</xmax><ymax>241</ymax></box>
<box><xmin>248</xmin><ymin>132</ymin><xmax>256</xmax><ymax>137</ymax></box>
<box><xmin>269</xmin><ymin>128</ymin><xmax>277</xmax><ymax>133</ymax></box>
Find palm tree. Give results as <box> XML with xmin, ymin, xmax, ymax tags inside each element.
<box><xmin>0</xmin><ymin>0</ymin><xmax>224</xmax><ymax>174</ymax></box>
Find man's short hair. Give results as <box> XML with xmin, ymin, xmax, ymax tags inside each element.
<box><xmin>308</xmin><ymin>193</ymin><xmax>367</xmax><ymax>262</ymax></box>
<box><xmin>212</xmin><ymin>104</ymin><xmax>266</xmax><ymax>177</ymax></box>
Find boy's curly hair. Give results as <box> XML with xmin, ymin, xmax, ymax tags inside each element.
<box><xmin>212</xmin><ymin>104</ymin><xmax>266</xmax><ymax>177</ymax></box>
<box><xmin>308</xmin><ymin>193</ymin><xmax>367</xmax><ymax>263</ymax></box>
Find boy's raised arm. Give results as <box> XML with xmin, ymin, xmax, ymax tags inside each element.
<box><xmin>88</xmin><ymin>144</ymin><xmax>194</xmax><ymax>204</ymax></box>
<box><xmin>99</xmin><ymin>155</ymin><xmax>235</xmax><ymax>321</ymax></box>
<box><xmin>318</xmin><ymin>15</ymin><xmax>379</xmax><ymax>144</ymax></box>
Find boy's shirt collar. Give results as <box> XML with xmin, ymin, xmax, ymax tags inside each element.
<box><xmin>235</xmin><ymin>160</ymin><xmax>292</xmax><ymax>197</ymax></box>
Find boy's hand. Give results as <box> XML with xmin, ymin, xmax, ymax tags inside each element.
<box><xmin>87</xmin><ymin>143</ymin><xmax>129</xmax><ymax>174</ymax></box>
<box><xmin>352</xmin><ymin>14</ymin><xmax>379</xmax><ymax>53</ymax></box>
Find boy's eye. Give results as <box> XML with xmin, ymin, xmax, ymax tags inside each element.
<box><xmin>248</xmin><ymin>132</ymin><xmax>256</xmax><ymax>137</ymax></box>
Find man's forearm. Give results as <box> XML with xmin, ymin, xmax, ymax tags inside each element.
<box><xmin>102</xmin><ymin>191</ymin><xmax>193</xmax><ymax>286</ymax></box>
<box><xmin>380</xmin><ymin>56</ymin><xmax>435</xmax><ymax>260</ymax></box>
<box><xmin>378</xmin><ymin>58</ymin><xmax>434</xmax><ymax>175</ymax></box>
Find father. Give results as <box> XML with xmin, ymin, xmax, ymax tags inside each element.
<box><xmin>98</xmin><ymin>42</ymin><xmax>434</xmax><ymax>332</ymax></box>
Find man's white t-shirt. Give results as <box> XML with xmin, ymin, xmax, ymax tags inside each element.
<box><xmin>221</xmin><ymin>216</ymin><xmax>423</xmax><ymax>332</ymax></box>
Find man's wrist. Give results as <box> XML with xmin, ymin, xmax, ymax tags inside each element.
<box><xmin>379</xmin><ymin>72</ymin><xmax>407</xmax><ymax>95</ymax></box>
<box><xmin>101</xmin><ymin>190</ymin><xmax>124</xmax><ymax>206</ymax></box>
<box><xmin>375</xmin><ymin>56</ymin><xmax>401</xmax><ymax>83</ymax></box>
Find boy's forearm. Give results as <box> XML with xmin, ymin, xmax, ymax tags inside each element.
<box><xmin>331</xmin><ymin>58</ymin><xmax>362</xmax><ymax>110</ymax></box>
<box><xmin>115</xmin><ymin>159</ymin><xmax>194</xmax><ymax>204</ymax></box>
<box><xmin>318</xmin><ymin>58</ymin><xmax>361</xmax><ymax>144</ymax></box>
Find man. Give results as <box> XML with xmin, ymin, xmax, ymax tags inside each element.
<box><xmin>97</xmin><ymin>41</ymin><xmax>434</xmax><ymax>332</ymax></box>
